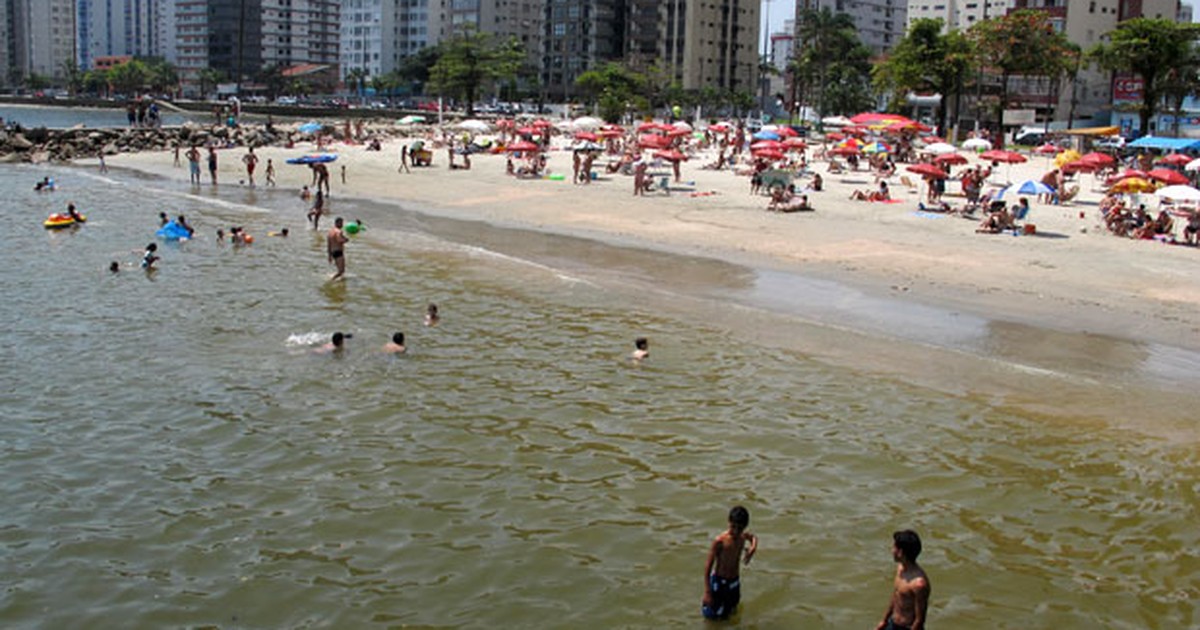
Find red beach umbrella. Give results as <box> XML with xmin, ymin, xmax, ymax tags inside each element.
<box><xmin>829</xmin><ymin>145</ymin><xmax>861</xmax><ymax>157</ymax></box>
<box><xmin>1034</xmin><ymin>143</ymin><xmax>1061</xmax><ymax>155</ymax></box>
<box><xmin>825</xmin><ymin>132</ymin><xmax>845</xmax><ymax>141</ymax></box>
<box><xmin>654</xmin><ymin>148</ymin><xmax>688</xmax><ymax>162</ymax></box>
<box><xmin>753</xmin><ymin>149</ymin><xmax>786</xmax><ymax>161</ymax></box>
<box><xmin>1147</xmin><ymin>168</ymin><xmax>1189</xmax><ymax>185</ymax></box>
<box><xmin>1157</xmin><ymin>153</ymin><xmax>1192</xmax><ymax>166</ymax></box>
<box><xmin>934</xmin><ymin>153</ymin><xmax>968</xmax><ymax>165</ymax></box>
<box><xmin>782</xmin><ymin>137</ymin><xmax>807</xmax><ymax>150</ymax></box>
<box><xmin>750</xmin><ymin>140</ymin><xmax>783</xmax><ymax>151</ymax></box>
<box><xmin>574</xmin><ymin>131</ymin><xmax>598</xmax><ymax>142</ymax></box>
<box><xmin>774</xmin><ymin>126</ymin><xmax>799</xmax><ymax>138</ymax></box>
<box><xmin>505</xmin><ymin>140</ymin><xmax>540</xmax><ymax>152</ymax></box>
<box><xmin>595</xmin><ymin>128</ymin><xmax>623</xmax><ymax>138</ymax></box>
<box><xmin>531</xmin><ymin>119</ymin><xmax>552</xmax><ymax>128</ymax></box>
<box><xmin>1061</xmin><ymin>160</ymin><xmax>1098</xmax><ymax>174</ymax></box>
<box><xmin>979</xmin><ymin>149</ymin><xmax>1027</xmax><ymax>164</ymax></box>
<box><xmin>906</xmin><ymin>163</ymin><xmax>949</xmax><ymax>179</ymax></box>
<box><xmin>1080</xmin><ymin>152</ymin><xmax>1116</xmax><ymax>167</ymax></box>
<box><xmin>638</xmin><ymin>134</ymin><xmax>671</xmax><ymax>149</ymax></box>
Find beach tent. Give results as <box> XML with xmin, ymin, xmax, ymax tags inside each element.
<box><xmin>1126</xmin><ymin>136</ymin><xmax>1200</xmax><ymax>151</ymax></box>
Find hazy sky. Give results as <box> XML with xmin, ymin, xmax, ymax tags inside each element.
<box><xmin>761</xmin><ymin>0</ymin><xmax>1200</xmax><ymax>41</ymax></box>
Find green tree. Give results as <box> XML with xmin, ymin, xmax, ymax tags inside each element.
<box><xmin>141</xmin><ymin>57</ymin><xmax>179</xmax><ymax>95</ymax></box>
<box><xmin>1090</xmin><ymin>18</ymin><xmax>1200</xmax><ymax>137</ymax></box>
<box><xmin>576</xmin><ymin>62</ymin><xmax>647</xmax><ymax>122</ymax></box>
<box><xmin>970</xmin><ymin>10</ymin><xmax>1075</xmax><ymax>134</ymax></box>
<box><xmin>873</xmin><ymin>19</ymin><xmax>974</xmax><ymax>134</ymax></box>
<box><xmin>256</xmin><ymin>64</ymin><xmax>288</xmax><ymax>99</ymax></box>
<box><xmin>346</xmin><ymin>67</ymin><xmax>369</xmax><ymax>102</ymax></box>
<box><xmin>24</xmin><ymin>72</ymin><xmax>50</xmax><ymax>91</ymax></box>
<box><xmin>83</xmin><ymin>69</ymin><xmax>109</xmax><ymax>97</ymax></box>
<box><xmin>61</xmin><ymin>59</ymin><xmax>85</xmax><ymax>96</ymax></box>
<box><xmin>370</xmin><ymin>73</ymin><xmax>399</xmax><ymax>100</ymax></box>
<box><xmin>396</xmin><ymin>46</ymin><xmax>442</xmax><ymax>95</ymax></box>
<box><xmin>427</xmin><ymin>31</ymin><xmax>523</xmax><ymax>114</ymax></box>
<box><xmin>791</xmin><ymin>8</ymin><xmax>873</xmax><ymax>117</ymax></box>
<box><xmin>198</xmin><ymin>68</ymin><xmax>226</xmax><ymax>99</ymax></box>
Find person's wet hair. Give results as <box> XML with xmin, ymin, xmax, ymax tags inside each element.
<box><xmin>729</xmin><ymin>505</ymin><xmax>749</xmax><ymax>529</ymax></box>
<box><xmin>109</xmin><ymin>261</ymin><xmax>119</xmax><ymax>273</ymax></box>
<box><xmin>146</xmin><ymin>243</ymin><xmax>157</xmax><ymax>252</ymax></box>
<box><xmin>635</xmin><ymin>337</ymin><xmax>648</xmax><ymax>350</ymax></box>
<box><xmin>392</xmin><ymin>332</ymin><xmax>405</xmax><ymax>345</ymax></box>
<box><xmin>332</xmin><ymin>332</ymin><xmax>344</xmax><ymax>347</ymax></box>
<box><xmin>893</xmin><ymin>529</ymin><xmax>922</xmax><ymax>561</ymax></box>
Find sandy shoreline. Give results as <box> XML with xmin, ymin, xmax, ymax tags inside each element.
<box><xmin>99</xmin><ymin>130</ymin><xmax>1200</xmax><ymax>356</ymax></box>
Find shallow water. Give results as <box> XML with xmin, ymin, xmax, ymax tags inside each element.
<box><xmin>1</xmin><ymin>163</ymin><xmax>1198</xmax><ymax>629</ymax></box>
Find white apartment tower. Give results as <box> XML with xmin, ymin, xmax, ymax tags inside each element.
<box><xmin>262</xmin><ymin>0</ymin><xmax>340</xmax><ymax>70</ymax></box>
<box><xmin>798</xmin><ymin>0</ymin><xmax>907</xmax><ymax>55</ymax></box>
<box><xmin>340</xmin><ymin>0</ymin><xmax>398</xmax><ymax>81</ymax></box>
<box><xmin>11</xmin><ymin>0</ymin><xmax>77</xmax><ymax>80</ymax></box>
<box><xmin>76</xmin><ymin>0</ymin><xmax>161</xmax><ymax>70</ymax></box>
<box><xmin>905</xmin><ymin>0</ymin><xmax>1015</xmax><ymax>31</ymax></box>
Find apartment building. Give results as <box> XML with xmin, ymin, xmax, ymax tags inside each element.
<box><xmin>76</xmin><ymin>0</ymin><xmax>162</xmax><ymax>70</ymax></box>
<box><xmin>906</xmin><ymin>0</ymin><xmax>1014</xmax><ymax>31</ymax></box>
<box><xmin>262</xmin><ymin>0</ymin><xmax>339</xmax><ymax>71</ymax></box>
<box><xmin>797</xmin><ymin>0</ymin><xmax>907</xmax><ymax>55</ymax></box>
<box><xmin>540</xmin><ymin>0</ymin><xmax>624</xmax><ymax>101</ymax></box>
<box><xmin>340</xmin><ymin>0</ymin><xmax>399</xmax><ymax>80</ymax></box>
<box><xmin>9</xmin><ymin>0</ymin><xmax>77</xmax><ymax>81</ymax></box>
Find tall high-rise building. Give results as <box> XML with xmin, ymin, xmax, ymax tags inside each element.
<box><xmin>540</xmin><ymin>0</ymin><xmax>624</xmax><ymax>101</ymax></box>
<box><xmin>262</xmin><ymin>0</ymin><xmax>339</xmax><ymax>71</ymax></box>
<box><xmin>10</xmin><ymin>0</ymin><xmax>77</xmax><ymax>81</ymax></box>
<box><xmin>155</xmin><ymin>0</ymin><xmax>179</xmax><ymax>64</ymax></box>
<box><xmin>797</xmin><ymin>0</ymin><xmax>907</xmax><ymax>55</ymax></box>
<box><xmin>659</xmin><ymin>0</ymin><xmax>760</xmax><ymax>92</ymax></box>
<box><xmin>446</xmin><ymin>0</ymin><xmax>541</xmax><ymax>96</ymax></box>
<box><xmin>0</xmin><ymin>0</ymin><xmax>13</xmax><ymax>87</ymax></box>
<box><xmin>906</xmin><ymin>0</ymin><xmax>1014</xmax><ymax>31</ymax></box>
<box><xmin>76</xmin><ymin>0</ymin><xmax>161</xmax><ymax>70</ymax></box>
<box><xmin>340</xmin><ymin>0</ymin><xmax>399</xmax><ymax>80</ymax></box>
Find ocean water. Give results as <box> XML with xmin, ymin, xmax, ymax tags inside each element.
<box><xmin>0</xmin><ymin>161</ymin><xmax>1198</xmax><ymax>629</ymax></box>
<box><xmin>0</xmin><ymin>105</ymin><xmax>195</xmax><ymax>130</ymax></box>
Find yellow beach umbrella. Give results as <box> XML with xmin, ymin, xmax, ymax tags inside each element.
<box><xmin>1108</xmin><ymin>177</ymin><xmax>1157</xmax><ymax>194</ymax></box>
<box><xmin>1054</xmin><ymin>149</ymin><xmax>1081</xmax><ymax>168</ymax></box>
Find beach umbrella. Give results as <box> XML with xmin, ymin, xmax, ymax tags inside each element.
<box><xmin>572</xmin><ymin>116</ymin><xmax>604</xmax><ymax>130</ymax></box>
<box><xmin>708</xmin><ymin>122</ymin><xmax>732</xmax><ymax>132</ymax></box>
<box><xmin>671</xmin><ymin>121</ymin><xmax>693</xmax><ymax>131</ymax></box>
<box><xmin>1054</xmin><ymin>149</ymin><xmax>1082</xmax><ymax>168</ymax></box>
<box><xmin>843</xmin><ymin>125</ymin><xmax>871</xmax><ymax>136</ymax></box>
<box><xmin>1185</xmin><ymin>157</ymin><xmax>1200</xmax><ymax>172</ymax></box>
<box><xmin>1154</xmin><ymin>184</ymin><xmax>1200</xmax><ymax>201</ymax></box>
<box><xmin>979</xmin><ymin>149</ymin><xmax>1026</xmax><ymax>164</ymax></box>
<box><xmin>458</xmin><ymin>119</ymin><xmax>490</xmax><ymax>132</ymax></box>
<box><xmin>573</xmin><ymin>131</ymin><xmax>598</xmax><ymax>142</ymax></box>
<box><xmin>782</xmin><ymin>137</ymin><xmax>808</xmax><ymax>150</ymax></box>
<box><xmin>849</xmin><ymin>112</ymin><xmax>911</xmax><ymax>126</ymax></box>
<box><xmin>750</xmin><ymin>140</ymin><xmax>783</xmax><ymax>151</ymax></box>
<box><xmin>595</xmin><ymin>128</ymin><xmax>623</xmax><ymax>138</ymax></box>
<box><xmin>1061</xmin><ymin>160</ymin><xmax>1098</xmax><ymax>174</ymax></box>
<box><xmin>531</xmin><ymin>119</ymin><xmax>552</xmax><ymax>128</ymax></box>
<box><xmin>505</xmin><ymin>140</ymin><xmax>540</xmax><ymax>152</ymax></box>
<box><xmin>1107</xmin><ymin>168</ymin><xmax>1150</xmax><ymax>182</ymax></box>
<box><xmin>862</xmin><ymin>141</ymin><xmax>892</xmax><ymax>154</ymax></box>
<box><xmin>653</xmin><ymin>148</ymin><xmax>687</xmax><ymax>162</ymax></box>
<box><xmin>1147</xmin><ymin>168</ymin><xmax>1189</xmax><ymax>186</ymax></box>
<box><xmin>923</xmin><ymin>142</ymin><xmax>958</xmax><ymax>155</ymax></box>
<box><xmin>753</xmin><ymin>130</ymin><xmax>781</xmax><ymax>141</ymax></box>
<box><xmin>906</xmin><ymin>163</ymin><xmax>948</xmax><ymax>178</ymax></box>
<box><xmin>516</xmin><ymin>126</ymin><xmax>537</xmax><ymax>135</ymax></box>
<box><xmin>572</xmin><ymin>141</ymin><xmax>604</xmax><ymax>152</ymax></box>
<box><xmin>752</xmin><ymin>149</ymin><xmax>786</xmax><ymax>161</ymax></box>
<box><xmin>1109</xmin><ymin>177</ymin><xmax>1156</xmax><ymax>194</ymax></box>
<box><xmin>1157</xmin><ymin>153</ymin><xmax>1192</xmax><ymax>167</ymax></box>
<box><xmin>1034</xmin><ymin>142</ymin><xmax>1061</xmax><ymax>155</ymax></box>
<box><xmin>494</xmin><ymin>119</ymin><xmax>515</xmax><ymax>129</ymax></box>
<box><xmin>825</xmin><ymin>132</ymin><xmax>846</xmax><ymax>141</ymax></box>
<box><xmin>962</xmin><ymin>138</ymin><xmax>992</xmax><ymax>151</ymax></box>
<box><xmin>934</xmin><ymin>153</ymin><xmax>968</xmax><ymax>165</ymax></box>
<box><xmin>821</xmin><ymin>115</ymin><xmax>854</xmax><ymax>127</ymax></box>
<box><xmin>396</xmin><ymin>115</ymin><xmax>425</xmax><ymax>125</ymax></box>
<box><xmin>298</xmin><ymin>121</ymin><xmax>324</xmax><ymax>134</ymax></box>
<box><xmin>636</xmin><ymin>121</ymin><xmax>664</xmax><ymax>132</ymax></box>
<box><xmin>667</xmin><ymin>127</ymin><xmax>692</xmax><ymax>137</ymax></box>
<box><xmin>775</xmin><ymin>126</ymin><xmax>799</xmax><ymax>138</ymax></box>
<box><xmin>1080</xmin><ymin>152</ymin><xmax>1115</xmax><ymax>167</ymax></box>
<box><xmin>996</xmin><ymin>179</ymin><xmax>1055</xmax><ymax>198</ymax></box>
<box><xmin>829</xmin><ymin>145</ymin><xmax>861</xmax><ymax>157</ymax></box>
<box><xmin>638</xmin><ymin>134</ymin><xmax>671</xmax><ymax>149</ymax></box>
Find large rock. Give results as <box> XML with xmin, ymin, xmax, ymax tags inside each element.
<box><xmin>9</xmin><ymin>134</ymin><xmax>33</xmax><ymax>150</ymax></box>
<box><xmin>101</xmin><ymin>142</ymin><xmax>119</xmax><ymax>155</ymax></box>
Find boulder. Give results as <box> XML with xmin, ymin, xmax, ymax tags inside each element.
<box><xmin>9</xmin><ymin>134</ymin><xmax>33</xmax><ymax>150</ymax></box>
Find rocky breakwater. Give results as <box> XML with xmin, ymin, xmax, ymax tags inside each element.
<box><xmin>0</xmin><ymin>122</ymin><xmax>283</xmax><ymax>164</ymax></box>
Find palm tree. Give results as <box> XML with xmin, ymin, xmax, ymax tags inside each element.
<box><xmin>346</xmin><ymin>67</ymin><xmax>369</xmax><ymax>103</ymax></box>
<box><xmin>198</xmin><ymin>68</ymin><xmax>225</xmax><ymax>100</ymax></box>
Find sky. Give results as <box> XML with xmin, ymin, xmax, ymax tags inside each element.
<box><xmin>761</xmin><ymin>0</ymin><xmax>1200</xmax><ymax>39</ymax></box>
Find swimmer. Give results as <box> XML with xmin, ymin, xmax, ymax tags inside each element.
<box><xmin>141</xmin><ymin>243</ymin><xmax>159</xmax><ymax>270</ymax></box>
<box><xmin>66</xmin><ymin>203</ymin><xmax>83</xmax><ymax>222</ymax></box>
<box><xmin>327</xmin><ymin>217</ymin><xmax>349</xmax><ymax>280</ymax></box>
<box><xmin>632</xmin><ymin>337</ymin><xmax>649</xmax><ymax>361</ymax></box>
<box><xmin>315</xmin><ymin>331</ymin><xmax>351</xmax><ymax>354</ymax></box>
<box><xmin>383</xmin><ymin>332</ymin><xmax>406</xmax><ymax>354</ymax></box>
<box><xmin>300</xmin><ymin>185</ymin><xmax>312</xmax><ymax>201</ymax></box>
<box><xmin>216</xmin><ymin>228</ymin><xmax>225</xmax><ymax>243</ymax></box>
<box><xmin>875</xmin><ymin>530</ymin><xmax>930</xmax><ymax>630</ymax></box>
<box><xmin>424</xmin><ymin>303</ymin><xmax>440</xmax><ymax>327</ymax></box>
<box><xmin>159</xmin><ymin>211</ymin><xmax>169</xmax><ymax>226</ymax></box>
<box><xmin>176</xmin><ymin>214</ymin><xmax>195</xmax><ymax>237</ymax></box>
<box><xmin>109</xmin><ymin>261</ymin><xmax>119</xmax><ymax>273</ymax></box>
<box><xmin>269</xmin><ymin>228</ymin><xmax>289</xmax><ymax>237</ymax></box>
<box><xmin>702</xmin><ymin>505</ymin><xmax>758</xmax><ymax>621</ymax></box>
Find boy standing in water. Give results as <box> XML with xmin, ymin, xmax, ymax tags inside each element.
<box><xmin>632</xmin><ymin>337</ymin><xmax>649</xmax><ymax>361</ymax></box>
<box><xmin>875</xmin><ymin>530</ymin><xmax>930</xmax><ymax>630</ymax></box>
<box><xmin>702</xmin><ymin>505</ymin><xmax>758</xmax><ymax>620</ymax></box>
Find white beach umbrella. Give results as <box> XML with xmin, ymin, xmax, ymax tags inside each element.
<box><xmin>1185</xmin><ymin>158</ymin><xmax>1200</xmax><ymax>172</ymax></box>
<box><xmin>1154</xmin><ymin>184</ymin><xmax>1200</xmax><ymax>201</ymax></box>
<box><xmin>821</xmin><ymin>115</ymin><xmax>854</xmax><ymax>127</ymax></box>
<box><xmin>923</xmin><ymin>142</ymin><xmax>958</xmax><ymax>155</ymax></box>
<box><xmin>963</xmin><ymin>138</ymin><xmax>993</xmax><ymax>151</ymax></box>
<box><xmin>672</xmin><ymin>120</ymin><xmax>693</xmax><ymax>131</ymax></box>
<box><xmin>457</xmin><ymin>119</ymin><xmax>490</xmax><ymax>132</ymax></box>
<box><xmin>572</xmin><ymin>116</ymin><xmax>604</xmax><ymax>130</ymax></box>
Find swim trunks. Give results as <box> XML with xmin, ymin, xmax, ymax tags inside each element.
<box><xmin>884</xmin><ymin>617</ymin><xmax>913</xmax><ymax>630</ymax></box>
<box><xmin>330</xmin><ymin>250</ymin><xmax>344</xmax><ymax>259</ymax></box>
<box><xmin>701</xmin><ymin>574</ymin><xmax>740</xmax><ymax>620</ymax></box>
<box><xmin>190</xmin><ymin>162</ymin><xmax>200</xmax><ymax>176</ymax></box>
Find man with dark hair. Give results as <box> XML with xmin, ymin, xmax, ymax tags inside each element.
<box><xmin>875</xmin><ymin>529</ymin><xmax>930</xmax><ymax>630</ymax></box>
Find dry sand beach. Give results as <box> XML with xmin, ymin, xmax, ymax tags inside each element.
<box><xmin>103</xmin><ymin>127</ymin><xmax>1200</xmax><ymax>429</ymax></box>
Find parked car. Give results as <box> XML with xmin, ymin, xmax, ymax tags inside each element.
<box><xmin>275</xmin><ymin>96</ymin><xmax>298</xmax><ymax>105</ymax></box>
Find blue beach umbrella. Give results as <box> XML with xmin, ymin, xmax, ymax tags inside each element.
<box><xmin>752</xmin><ymin>130</ymin><xmax>781</xmax><ymax>141</ymax></box>
<box><xmin>996</xmin><ymin>179</ymin><xmax>1053</xmax><ymax>199</ymax></box>
<box><xmin>297</xmin><ymin>121</ymin><xmax>323</xmax><ymax>134</ymax></box>
<box><xmin>286</xmin><ymin>153</ymin><xmax>338</xmax><ymax>165</ymax></box>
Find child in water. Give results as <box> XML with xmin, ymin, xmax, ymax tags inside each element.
<box><xmin>383</xmin><ymin>332</ymin><xmax>406</xmax><ymax>354</ymax></box>
<box><xmin>424</xmin><ymin>303</ymin><xmax>440</xmax><ymax>327</ymax></box>
<box><xmin>632</xmin><ymin>337</ymin><xmax>649</xmax><ymax>361</ymax></box>
<box><xmin>141</xmin><ymin>243</ymin><xmax>159</xmax><ymax>270</ymax></box>
<box><xmin>702</xmin><ymin>505</ymin><xmax>758</xmax><ymax>621</ymax></box>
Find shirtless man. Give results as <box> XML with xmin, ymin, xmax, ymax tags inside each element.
<box><xmin>701</xmin><ymin>505</ymin><xmax>758</xmax><ymax>620</ymax></box>
<box><xmin>243</xmin><ymin>147</ymin><xmax>259</xmax><ymax>186</ymax></box>
<box><xmin>265</xmin><ymin>158</ymin><xmax>276</xmax><ymax>187</ymax></box>
<box><xmin>207</xmin><ymin>147</ymin><xmax>218</xmax><ymax>185</ymax></box>
<box><xmin>311</xmin><ymin>162</ymin><xmax>330</xmax><ymax>195</ymax></box>
<box><xmin>327</xmin><ymin>217</ymin><xmax>349</xmax><ymax>280</ymax></box>
<box><xmin>383</xmin><ymin>332</ymin><xmax>406</xmax><ymax>354</ymax></box>
<box><xmin>308</xmin><ymin>190</ymin><xmax>326</xmax><ymax>230</ymax></box>
<box><xmin>186</xmin><ymin>146</ymin><xmax>201</xmax><ymax>185</ymax></box>
<box><xmin>875</xmin><ymin>530</ymin><xmax>930</xmax><ymax>630</ymax></box>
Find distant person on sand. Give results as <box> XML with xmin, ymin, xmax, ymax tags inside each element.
<box><xmin>173</xmin><ymin>143</ymin><xmax>181</xmax><ymax>167</ymax></box>
<box><xmin>399</xmin><ymin>145</ymin><xmax>411</xmax><ymax>173</ymax></box>
<box><xmin>243</xmin><ymin>147</ymin><xmax>259</xmax><ymax>186</ymax></box>
<box><xmin>186</xmin><ymin>146</ymin><xmax>201</xmax><ymax>184</ymax></box>
<box><xmin>98</xmin><ymin>153</ymin><xmax>108</xmax><ymax>173</ymax></box>
<box><xmin>327</xmin><ymin>217</ymin><xmax>349</xmax><ymax>280</ymax></box>
<box><xmin>265</xmin><ymin>158</ymin><xmax>276</xmax><ymax>187</ymax></box>
<box><xmin>340</xmin><ymin>164</ymin><xmax>347</xmax><ymax>185</ymax></box>
<box><xmin>383</xmin><ymin>332</ymin><xmax>406</xmax><ymax>354</ymax></box>
<box><xmin>632</xmin><ymin>337</ymin><xmax>649</xmax><ymax>361</ymax></box>
<box><xmin>207</xmin><ymin>147</ymin><xmax>218</xmax><ymax>185</ymax></box>
<box><xmin>701</xmin><ymin>505</ymin><xmax>758</xmax><ymax>621</ymax></box>
<box><xmin>424</xmin><ymin>303</ymin><xmax>440</xmax><ymax>327</ymax></box>
<box><xmin>875</xmin><ymin>530</ymin><xmax>930</xmax><ymax>630</ymax></box>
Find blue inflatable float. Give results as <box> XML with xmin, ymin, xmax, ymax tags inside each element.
<box><xmin>157</xmin><ymin>220</ymin><xmax>192</xmax><ymax>241</ymax></box>
<box><xmin>286</xmin><ymin>153</ymin><xmax>338</xmax><ymax>165</ymax></box>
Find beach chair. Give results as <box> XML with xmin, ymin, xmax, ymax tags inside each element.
<box><xmin>900</xmin><ymin>175</ymin><xmax>918</xmax><ymax>191</ymax></box>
